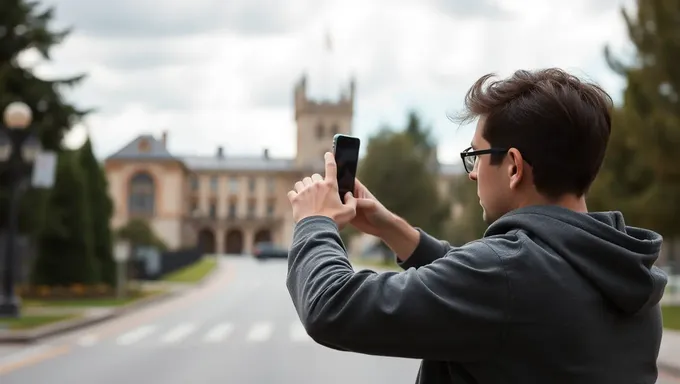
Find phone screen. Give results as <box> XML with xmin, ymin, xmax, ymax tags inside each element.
<box><xmin>333</xmin><ymin>135</ymin><xmax>360</xmax><ymax>202</ymax></box>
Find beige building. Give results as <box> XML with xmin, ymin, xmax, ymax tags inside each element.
<box><xmin>104</xmin><ymin>75</ymin><xmax>464</xmax><ymax>255</ymax></box>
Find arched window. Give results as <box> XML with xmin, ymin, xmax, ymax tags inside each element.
<box><xmin>128</xmin><ymin>172</ymin><xmax>155</xmax><ymax>216</ymax></box>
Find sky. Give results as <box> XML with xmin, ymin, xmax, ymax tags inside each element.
<box><xmin>18</xmin><ymin>0</ymin><xmax>636</xmax><ymax>164</ymax></box>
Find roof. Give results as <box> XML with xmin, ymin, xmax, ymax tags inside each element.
<box><xmin>106</xmin><ymin>135</ymin><xmax>175</xmax><ymax>161</ymax></box>
<box><xmin>105</xmin><ymin>134</ymin><xmax>465</xmax><ymax>176</ymax></box>
<box><xmin>181</xmin><ymin>155</ymin><xmax>298</xmax><ymax>172</ymax></box>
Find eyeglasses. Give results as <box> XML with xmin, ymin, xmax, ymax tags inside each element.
<box><xmin>459</xmin><ymin>146</ymin><xmax>509</xmax><ymax>174</ymax></box>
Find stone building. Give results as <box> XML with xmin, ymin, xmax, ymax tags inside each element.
<box><xmin>103</xmin><ymin>75</ymin><xmax>464</xmax><ymax>254</ymax></box>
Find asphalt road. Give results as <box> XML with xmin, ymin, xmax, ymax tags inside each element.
<box><xmin>0</xmin><ymin>256</ymin><xmax>678</xmax><ymax>384</ymax></box>
<box><xmin>0</xmin><ymin>257</ymin><xmax>420</xmax><ymax>384</ymax></box>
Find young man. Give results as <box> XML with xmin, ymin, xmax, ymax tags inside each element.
<box><xmin>285</xmin><ymin>68</ymin><xmax>668</xmax><ymax>384</ymax></box>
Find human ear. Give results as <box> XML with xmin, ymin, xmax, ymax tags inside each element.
<box><xmin>507</xmin><ymin>148</ymin><xmax>524</xmax><ymax>189</ymax></box>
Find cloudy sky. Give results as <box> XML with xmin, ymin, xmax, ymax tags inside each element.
<box><xmin>20</xmin><ymin>0</ymin><xmax>635</xmax><ymax>164</ymax></box>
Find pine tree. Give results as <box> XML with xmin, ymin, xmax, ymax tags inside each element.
<box><xmin>594</xmin><ymin>0</ymin><xmax>680</xmax><ymax>236</ymax></box>
<box><xmin>33</xmin><ymin>150</ymin><xmax>97</xmax><ymax>285</ymax></box>
<box><xmin>79</xmin><ymin>137</ymin><xmax>115</xmax><ymax>286</ymax></box>
<box><xmin>0</xmin><ymin>0</ymin><xmax>89</xmax><ymax>233</ymax></box>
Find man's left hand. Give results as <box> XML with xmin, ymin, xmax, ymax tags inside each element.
<box><xmin>287</xmin><ymin>152</ymin><xmax>357</xmax><ymax>226</ymax></box>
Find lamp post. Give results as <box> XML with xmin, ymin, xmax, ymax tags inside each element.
<box><xmin>0</xmin><ymin>102</ymin><xmax>42</xmax><ymax>318</ymax></box>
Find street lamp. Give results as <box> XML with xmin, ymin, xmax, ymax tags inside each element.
<box><xmin>0</xmin><ymin>101</ymin><xmax>42</xmax><ymax>318</ymax></box>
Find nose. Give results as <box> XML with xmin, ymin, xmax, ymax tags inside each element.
<box><xmin>469</xmin><ymin>170</ymin><xmax>478</xmax><ymax>181</ymax></box>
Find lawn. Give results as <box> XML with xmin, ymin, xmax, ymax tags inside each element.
<box><xmin>162</xmin><ymin>257</ymin><xmax>218</xmax><ymax>283</ymax></box>
<box><xmin>0</xmin><ymin>314</ymin><xmax>81</xmax><ymax>331</ymax></box>
<box><xmin>662</xmin><ymin>306</ymin><xmax>680</xmax><ymax>330</ymax></box>
<box><xmin>23</xmin><ymin>290</ymin><xmax>163</xmax><ymax>308</ymax></box>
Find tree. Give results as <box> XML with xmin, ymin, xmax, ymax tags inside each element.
<box><xmin>358</xmin><ymin>125</ymin><xmax>450</xmax><ymax>262</ymax></box>
<box><xmin>445</xmin><ymin>174</ymin><xmax>488</xmax><ymax>245</ymax></box>
<box><xmin>79</xmin><ymin>137</ymin><xmax>116</xmax><ymax>286</ymax></box>
<box><xmin>32</xmin><ymin>150</ymin><xmax>98</xmax><ymax>285</ymax></box>
<box><xmin>116</xmin><ymin>218</ymin><xmax>168</xmax><ymax>252</ymax></box>
<box><xmin>593</xmin><ymin>0</ymin><xmax>680</xmax><ymax>236</ymax></box>
<box><xmin>0</xmin><ymin>0</ymin><xmax>89</xmax><ymax>234</ymax></box>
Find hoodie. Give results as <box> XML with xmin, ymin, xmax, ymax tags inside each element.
<box><xmin>286</xmin><ymin>205</ymin><xmax>667</xmax><ymax>384</ymax></box>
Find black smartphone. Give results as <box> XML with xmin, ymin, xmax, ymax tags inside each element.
<box><xmin>332</xmin><ymin>134</ymin><xmax>360</xmax><ymax>203</ymax></box>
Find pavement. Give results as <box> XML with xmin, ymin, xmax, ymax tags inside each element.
<box><xmin>0</xmin><ymin>256</ymin><xmax>677</xmax><ymax>384</ymax></box>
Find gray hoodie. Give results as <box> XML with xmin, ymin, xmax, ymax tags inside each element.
<box><xmin>286</xmin><ymin>205</ymin><xmax>667</xmax><ymax>384</ymax></box>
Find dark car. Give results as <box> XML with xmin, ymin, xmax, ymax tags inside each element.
<box><xmin>253</xmin><ymin>242</ymin><xmax>288</xmax><ymax>260</ymax></box>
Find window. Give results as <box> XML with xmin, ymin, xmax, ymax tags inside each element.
<box><xmin>209</xmin><ymin>201</ymin><xmax>217</xmax><ymax>218</ymax></box>
<box><xmin>128</xmin><ymin>172</ymin><xmax>155</xmax><ymax>216</ymax></box>
<box><xmin>189</xmin><ymin>175</ymin><xmax>199</xmax><ymax>191</ymax></box>
<box><xmin>229</xmin><ymin>178</ymin><xmax>239</xmax><ymax>194</ymax></box>
<box><xmin>247</xmin><ymin>199</ymin><xmax>256</xmax><ymax>218</ymax></box>
<box><xmin>189</xmin><ymin>199</ymin><xmax>198</xmax><ymax>215</ymax></box>
<box><xmin>228</xmin><ymin>201</ymin><xmax>237</xmax><ymax>219</ymax></box>
<box><xmin>266</xmin><ymin>178</ymin><xmax>276</xmax><ymax>194</ymax></box>
<box><xmin>266</xmin><ymin>199</ymin><xmax>275</xmax><ymax>217</ymax></box>
<box><xmin>138</xmin><ymin>139</ymin><xmax>151</xmax><ymax>153</ymax></box>
<box><xmin>248</xmin><ymin>177</ymin><xmax>256</xmax><ymax>193</ymax></box>
<box><xmin>210</xmin><ymin>176</ymin><xmax>218</xmax><ymax>192</ymax></box>
<box><xmin>316</xmin><ymin>123</ymin><xmax>324</xmax><ymax>139</ymax></box>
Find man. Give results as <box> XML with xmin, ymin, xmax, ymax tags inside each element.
<box><xmin>285</xmin><ymin>68</ymin><xmax>667</xmax><ymax>384</ymax></box>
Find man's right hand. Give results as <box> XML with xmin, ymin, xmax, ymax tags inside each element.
<box><xmin>350</xmin><ymin>178</ymin><xmax>420</xmax><ymax>261</ymax></box>
<box><xmin>350</xmin><ymin>178</ymin><xmax>395</xmax><ymax>237</ymax></box>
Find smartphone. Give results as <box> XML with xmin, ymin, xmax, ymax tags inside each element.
<box><xmin>332</xmin><ymin>134</ymin><xmax>360</xmax><ymax>203</ymax></box>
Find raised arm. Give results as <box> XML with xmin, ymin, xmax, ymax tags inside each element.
<box><xmin>286</xmin><ymin>216</ymin><xmax>510</xmax><ymax>362</ymax></box>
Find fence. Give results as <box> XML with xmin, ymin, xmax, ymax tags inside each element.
<box><xmin>131</xmin><ymin>246</ymin><xmax>203</xmax><ymax>280</ymax></box>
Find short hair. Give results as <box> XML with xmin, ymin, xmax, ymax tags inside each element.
<box><xmin>456</xmin><ymin>68</ymin><xmax>613</xmax><ymax>199</ymax></box>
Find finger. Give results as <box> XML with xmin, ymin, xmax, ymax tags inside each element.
<box><xmin>303</xmin><ymin>177</ymin><xmax>313</xmax><ymax>186</ymax></box>
<box><xmin>324</xmin><ymin>152</ymin><xmax>337</xmax><ymax>181</ymax></box>
<box><xmin>311</xmin><ymin>173</ymin><xmax>323</xmax><ymax>182</ymax></box>
<box><xmin>287</xmin><ymin>190</ymin><xmax>297</xmax><ymax>202</ymax></box>
<box><xmin>294</xmin><ymin>181</ymin><xmax>305</xmax><ymax>193</ymax></box>
<box><xmin>344</xmin><ymin>192</ymin><xmax>357</xmax><ymax>211</ymax></box>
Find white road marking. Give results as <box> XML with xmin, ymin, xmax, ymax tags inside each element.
<box><xmin>117</xmin><ymin>325</ymin><xmax>157</xmax><ymax>345</ymax></box>
<box><xmin>203</xmin><ymin>323</ymin><xmax>234</xmax><ymax>343</ymax></box>
<box><xmin>77</xmin><ymin>334</ymin><xmax>99</xmax><ymax>347</ymax></box>
<box><xmin>246</xmin><ymin>322</ymin><xmax>273</xmax><ymax>342</ymax></box>
<box><xmin>161</xmin><ymin>323</ymin><xmax>197</xmax><ymax>343</ymax></box>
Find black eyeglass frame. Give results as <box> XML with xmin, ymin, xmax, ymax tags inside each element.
<box><xmin>459</xmin><ymin>147</ymin><xmax>508</xmax><ymax>174</ymax></box>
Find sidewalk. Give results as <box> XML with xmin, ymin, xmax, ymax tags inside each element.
<box><xmin>659</xmin><ymin>329</ymin><xmax>680</xmax><ymax>377</ymax></box>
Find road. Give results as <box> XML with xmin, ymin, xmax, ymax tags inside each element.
<box><xmin>0</xmin><ymin>256</ymin><xmax>678</xmax><ymax>384</ymax></box>
<box><xmin>0</xmin><ymin>257</ymin><xmax>420</xmax><ymax>384</ymax></box>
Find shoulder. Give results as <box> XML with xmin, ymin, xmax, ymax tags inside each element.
<box><xmin>451</xmin><ymin>231</ymin><xmax>524</xmax><ymax>262</ymax></box>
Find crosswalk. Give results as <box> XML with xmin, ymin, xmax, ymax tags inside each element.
<box><xmin>76</xmin><ymin>320</ymin><xmax>313</xmax><ymax>348</ymax></box>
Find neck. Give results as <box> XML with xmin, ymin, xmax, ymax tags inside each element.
<box><xmin>516</xmin><ymin>192</ymin><xmax>588</xmax><ymax>213</ymax></box>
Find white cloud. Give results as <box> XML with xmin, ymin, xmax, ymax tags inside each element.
<box><xmin>30</xmin><ymin>0</ymin><xmax>636</xmax><ymax>164</ymax></box>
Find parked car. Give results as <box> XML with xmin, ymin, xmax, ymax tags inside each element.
<box><xmin>253</xmin><ymin>242</ymin><xmax>288</xmax><ymax>260</ymax></box>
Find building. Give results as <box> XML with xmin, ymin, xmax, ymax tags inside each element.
<box><xmin>104</xmin><ymin>75</ymin><xmax>465</xmax><ymax>255</ymax></box>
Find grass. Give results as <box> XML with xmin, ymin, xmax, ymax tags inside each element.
<box><xmin>662</xmin><ymin>306</ymin><xmax>680</xmax><ymax>330</ymax></box>
<box><xmin>0</xmin><ymin>314</ymin><xmax>81</xmax><ymax>331</ymax></box>
<box><xmin>23</xmin><ymin>289</ymin><xmax>163</xmax><ymax>308</ymax></box>
<box><xmin>162</xmin><ymin>256</ymin><xmax>218</xmax><ymax>283</ymax></box>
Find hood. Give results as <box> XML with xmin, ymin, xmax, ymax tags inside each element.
<box><xmin>485</xmin><ymin>205</ymin><xmax>667</xmax><ymax>315</ymax></box>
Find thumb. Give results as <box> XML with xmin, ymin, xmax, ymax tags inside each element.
<box><xmin>356</xmin><ymin>197</ymin><xmax>376</xmax><ymax>210</ymax></box>
<box><xmin>344</xmin><ymin>192</ymin><xmax>357</xmax><ymax>211</ymax></box>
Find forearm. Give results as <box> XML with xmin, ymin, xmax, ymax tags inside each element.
<box><xmin>378</xmin><ymin>214</ymin><xmax>420</xmax><ymax>262</ymax></box>
<box><xmin>379</xmin><ymin>214</ymin><xmax>450</xmax><ymax>268</ymax></box>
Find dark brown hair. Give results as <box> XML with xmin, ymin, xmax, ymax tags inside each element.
<box><xmin>455</xmin><ymin>68</ymin><xmax>613</xmax><ymax>199</ymax></box>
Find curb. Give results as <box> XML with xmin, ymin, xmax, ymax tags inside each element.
<box><xmin>0</xmin><ymin>290</ymin><xmax>178</xmax><ymax>343</ymax></box>
<box><xmin>0</xmin><ymin>259</ymin><xmax>221</xmax><ymax>344</ymax></box>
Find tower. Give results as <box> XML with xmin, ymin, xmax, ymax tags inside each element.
<box><xmin>294</xmin><ymin>74</ymin><xmax>355</xmax><ymax>167</ymax></box>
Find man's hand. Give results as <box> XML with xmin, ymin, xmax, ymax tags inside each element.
<box><xmin>351</xmin><ymin>178</ymin><xmax>420</xmax><ymax>261</ymax></box>
<box><xmin>287</xmin><ymin>152</ymin><xmax>357</xmax><ymax>226</ymax></box>
<box><xmin>350</xmin><ymin>178</ymin><xmax>396</xmax><ymax>237</ymax></box>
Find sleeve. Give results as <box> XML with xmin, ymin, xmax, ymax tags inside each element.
<box><xmin>286</xmin><ymin>216</ymin><xmax>510</xmax><ymax>362</ymax></box>
<box><xmin>397</xmin><ymin>228</ymin><xmax>451</xmax><ymax>270</ymax></box>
